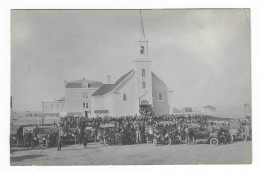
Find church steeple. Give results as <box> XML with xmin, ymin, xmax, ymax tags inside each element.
<box><xmin>139</xmin><ymin>10</ymin><xmax>146</xmax><ymax>41</ymax></box>
<box><xmin>136</xmin><ymin>10</ymin><xmax>149</xmax><ymax>59</ymax></box>
<box><xmin>133</xmin><ymin>10</ymin><xmax>153</xmax><ymax>113</ymax></box>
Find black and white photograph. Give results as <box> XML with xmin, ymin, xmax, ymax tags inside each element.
<box><xmin>10</xmin><ymin>9</ymin><xmax>251</xmax><ymax>165</ymax></box>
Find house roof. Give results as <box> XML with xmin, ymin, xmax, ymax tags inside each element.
<box><xmin>66</xmin><ymin>78</ymin><xmax>103</xmax><ymax>88</ymax></box>
<box><xmin>92</xmin><ymin>70</ymin><xmax>133</xmax><ymax>96</ymax></box>
<box><xmin>94</xmin><ymin>110</ymin><xmax>109</xmax><ymax>114</ymax></box>
<box><xmin>55</xmin><ymin>97</ymin><xmax>65</xmax><ymax>101</ymax></box>
<box><xmin>68</xmin><ymin>79</ymin><xmax>101</xmax><ymax>83</ymax></box>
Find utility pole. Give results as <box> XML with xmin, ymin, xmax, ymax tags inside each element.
<box><xmin>10</xmin><ymin>96</ymin><xmax>14</xmax><ymax>126</ymax></box>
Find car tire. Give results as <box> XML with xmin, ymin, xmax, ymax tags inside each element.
<box><xmin>210</xmin><ymin>138</ymin><xmax>219</xmax><ymax>145</ymax></box>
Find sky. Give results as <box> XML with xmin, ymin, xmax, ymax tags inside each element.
<box><xmin>11</xmin><ymin>9</ymin><xmax>251</xmax><ymax>111</ymax></box>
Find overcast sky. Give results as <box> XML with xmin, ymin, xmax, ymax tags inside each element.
<box><xmin>11</xmin><ymin>9</ymin><xmax>251</xmax><ymax>111</ymax></box>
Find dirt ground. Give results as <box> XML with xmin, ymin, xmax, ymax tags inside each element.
<box><xmin>10</xmin><ymin>141</ymin><xmax>252</xmax><ymax>165</ymax></box>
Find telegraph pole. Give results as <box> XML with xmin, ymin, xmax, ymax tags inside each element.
<box><xmin>10</xmin><ymin>96</ymin><xmax>14</xmax><ymax>126</ymax></box>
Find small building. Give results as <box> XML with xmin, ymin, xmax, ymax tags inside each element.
<box><xmin>180</xmin><ymin>107</ymin><xmax>193</xmax><ymax>113</ymax></box>
<box><xmin>11</xmin><ymin>111</ymin><xmax>60</xmax><ymax>126</ymax></box>
<box><xmin>202</xmin><ymin>105</ymin><xmax>216</xmax><ymax>112</ymax></box>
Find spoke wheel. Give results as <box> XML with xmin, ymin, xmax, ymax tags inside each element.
<box><xmin>210</xmin><ymin>138</ymin><xmax>219</xmax><ymax>145</ymax></box>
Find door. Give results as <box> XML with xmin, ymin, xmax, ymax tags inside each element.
<box><xmin>84</xmin><ymin>111</ymin><xmax>89</xmax><ymax>118</ymax></box>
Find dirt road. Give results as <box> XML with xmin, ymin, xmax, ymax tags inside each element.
<box><xmin>10</xmin><ymin>141</ymin><xmax>251</xmax><ymax>165</ymax></box>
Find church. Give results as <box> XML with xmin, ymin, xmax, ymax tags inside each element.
<box><xmin>42</xmin><ymin>12</ymin><xmax>172</xmax><ymax>117</ymax></box>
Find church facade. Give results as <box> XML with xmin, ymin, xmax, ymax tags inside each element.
<box><xmin>42</xmin><ymin>12</ymin><xmax>172</xmax><ymax>117</ymax></box>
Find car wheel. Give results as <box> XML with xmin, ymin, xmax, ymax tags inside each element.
<box><xmin>210</xmin><ymin>138</ymin><xmax>219</xmax><ymax>145</ymax></box>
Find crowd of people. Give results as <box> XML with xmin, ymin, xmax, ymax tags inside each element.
<box><xmin>17</xmin><ymin>111</ymin><xmax>251</xmax><ymax>151</ymax></box>
<box><xmin>57</xmin><ymin>112</ymin><xmax>209</xmax><ymax>146</ymax></box>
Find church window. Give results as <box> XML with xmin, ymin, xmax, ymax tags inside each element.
<box><xmin>142</xmin><ymin>81</ymin><xmax>146</xmax><ymax>89</ymax></box>
<box><xmin>123</xmin><ymin>94</ymin><xmax>127</xmax><ymax>101</ymax></box>
<box><xmin>83</xmin><ymin>103</ymin><xmax>85</xmax><ymax>108</ymax></box>
<box><xmin>140</xmin><ymin>46</ymin><xmax>144</xmax><ymax>54</ymax></box>
<box><xmin>159</xmin><ymin>91</ymin><xmax>163</xmax><ymax>101</ymax></box>
<box><xmin>142</xmin><ymin>69</ymin><xmax>146</xmax><ymax>77</ymax></box>
<box><xmin>83</xmin><ymin>92</ymin><xmax>88</xmax><ymax>98</ymax></box>
<box><xmin>86</xmin><ymin>103</ymin><xmax>88</xmax><ymax>108</ymax></box>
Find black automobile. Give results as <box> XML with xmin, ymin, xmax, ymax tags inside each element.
<box><xmin>152</xmin><ymin>121</ymin><xmax>175</xmax><ymax>146</ymax></box>
<box><xmin>62</xmin><ymin>128</ymin><xmax>77</xmax><ymax>144</ymax></box>
<box><xmin>191</xmin><ymin>124</ymin><xmax>232</xmax><ymax>145</ymax></box>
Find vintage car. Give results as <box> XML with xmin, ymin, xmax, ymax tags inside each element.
<box><xmin>99</xmin><ymin>124</ymin><xmax>116</xmax><ymax>145</ymax></box>
<box><xmin>229</xmin><ymin>118</ymin><xmax>251</xmax><ymax>141</ymax></box>
<box><xmin>12</xmin><ymin>126</ymin><xmax>39</xmax><ymax>148</ymax></box>
<box><xmin>84</xmin><ymin>127</ymin><xmax>96</xmax><ymax>142</ymax></box>
<box><xmin>62</xmin><ymin>127</ymin><xmax>77</xmax><ymax>144</ymax></box>
<box><xmin>191</xmin><ymin>124</ymin><xmax>232</xmax><ymax>145</ymax></box>
<box><xmin>152</xmin><ymin>121</ymin><xmax>176</xmax><ymax>146</ymax></box>
<box><xmin>34</xmin><ymin>127</ymin><xmax>59</xmax><ymax>147</ymax></box>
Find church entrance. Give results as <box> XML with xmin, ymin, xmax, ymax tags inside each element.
<box><xmin>139</xmin><ymin>100</ymin><xmax>153</xmax><ymax>116</ymax></box>
<box><xmin>84</xmin><ymin>111</ymin><xmax>89</xmax><ymax>118</ymax></box>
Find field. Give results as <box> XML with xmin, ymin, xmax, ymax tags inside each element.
<box><xmin>10</xmin><ymin>141</ymin><xmax>251</xmax><ymax>165</ymax></box>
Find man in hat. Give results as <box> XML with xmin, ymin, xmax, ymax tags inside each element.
<box><xmin>57</xmin><ymin>132</ymin><xmax>63</xmax><ymax>151</ymax></box>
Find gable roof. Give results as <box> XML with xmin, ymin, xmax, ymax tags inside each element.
<box><xmin>92</xmin><ymin>70</ymin><xmax>133</xmax><ymax>96</ymax></box>
<box><xmin>91</xmin><ymin>84</ymin><xmax>115</xmax><ymax>96</ymax></box>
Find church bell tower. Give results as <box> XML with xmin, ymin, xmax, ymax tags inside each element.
<box><xmin>133</xmin><ymin>10</ymin><xmax>153</xmax><ymax>111</ymax></box>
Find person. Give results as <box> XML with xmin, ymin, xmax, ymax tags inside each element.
<box><xmin>244</xmin><ymin>124</ymin><xmax>250</xmax><ymax>141</ymax></box>
<box><xmin>135</xmin><ymin>123</ymin><xmax>142</xmax><ymax>144</ymax></box>
<box><xmin>27</xmin><ymin>130</ymin><xmax>34</xmax><ymax>148</ymax></box>
<box><xmin>57</xmin><ymin>132</ymin><xmax>62</xmax><ymax>151</ymax></box>
<box><xmin>187</xmin><ymin>126</ymin><xmax>194</xmax><ymax>145</ymax></box>
<box><xmin>115</xmin><ymin>129</ymin><xmax>120</xmax><ymax>145</ymax></box>
<box><xmin>46</xmin><ymin>134</ymin><xmax>50</xmax><ymax>149</ymax></box>
<box><xmin>83</xmin><ymin>132</ymin><xmax>88</xmax><ymax>149</ymax></box>
<box><xmin>23</xmin><ymin>130</ymin><xmax>28</xmax><ymax>149</ymax></box>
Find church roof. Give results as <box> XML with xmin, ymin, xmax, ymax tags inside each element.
<box><xmin>91</xmin><ymin>84</ymin><xmax>115</xmax><ymax>96</ymax></box>
<box><xmin>92</xmin><ymin>70</ymin><xmax>133</xmax><ymax>96</ymax></box>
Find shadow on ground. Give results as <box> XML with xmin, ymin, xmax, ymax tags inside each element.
<box><xmin>10</xmin><ymin>146</ymin><xmax>47</xmax><ymax>153</ymax></box>
<box><xmin>10</xmin><ymin>154</ymin><xmax>45</xmax><ymax>163</ymax></box>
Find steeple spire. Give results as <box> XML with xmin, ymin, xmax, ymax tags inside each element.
<box><xmin>139</xmin><ymin>10</ymin><xmax>146</xmax><ymax>40</ymax></box>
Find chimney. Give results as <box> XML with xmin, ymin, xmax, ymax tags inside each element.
<box><xmin>107</xmin><ymin>75</ymin><xmax>111</xmax><ymax>84</ymax></box>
